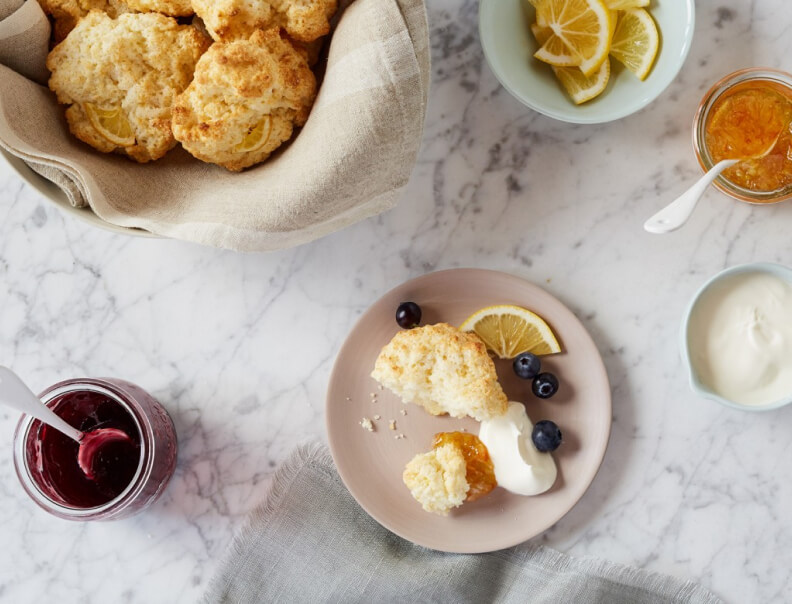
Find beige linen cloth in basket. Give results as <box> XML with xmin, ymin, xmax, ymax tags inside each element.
<box><xmin>0</xmin><ymin>0</ymin><xmax>429</xmax><ymax>251</ymax></box>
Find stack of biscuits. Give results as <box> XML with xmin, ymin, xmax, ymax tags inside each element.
<box><xmin>40</xmin><ymin>0</ymin><xmax>336</xmax><ymax>171</ymax></box>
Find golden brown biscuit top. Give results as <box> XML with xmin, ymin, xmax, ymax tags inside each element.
<box><xmin>192</xmin><ymin>0</ymin><xmax>338</xmax><ymax>42</ymax></box>
<box><xmin>171</xmin><ymin>28</ymin><xmax>317</xmax><ymax>171</ymax></box>
<box><xmin>37</xmin><ymin>0</ymin><xmax>130</xmax><ymax>41</ymax></box>
<box><xmin>124</xmin><ymin>0</ymin><xmax>193</xmax><ymax>17</ymax></box>
<box><xmin>47</xmin><ymin>12</ymin><xmax>210</xmax><ymax>162</ymax></box>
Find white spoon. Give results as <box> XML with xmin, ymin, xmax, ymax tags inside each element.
<box><xmin>645</xmin><ymin>133</ymin><xmax>782</xmax><ymax>234</ymax></box>
<box><xmin>0</xmin><ymin>366</ymin><xmax>132</xmax><ymax>478</ymax></box>
<box><xmin>644</xmin><ymin>159</ymin><xmax>739</xmax><ymax>234</ymax></box>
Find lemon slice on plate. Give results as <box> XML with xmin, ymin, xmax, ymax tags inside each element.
<box><xmin>535</xmin><ymin>0</ymin><xmax>613</xmax><ymax>76</ymax></box>
<box><xmin>604</xmin><ymin>0</ymin><xmax>649</xmax><ymax>8</ymax></box>
<box><xmin>85</xmin><ymin>103</ymin><xmax>135</xmax><ymax>147</ymax></box>
<box><xmin>460</xmin><ymin>305</ymin><xmax>562</xmax><ymax>359</ymax></box>
<box><xmin>553</xmin><ymin>57</ymin><xmax>610</xmax><ymax>104</ymax></box>
<box><xmin>235</xmin><ymin>116</ymin><xmax>273</xmax><ymax>153</ymax></box>
<box><xmin>609</xmin><ymin>8</ymin><xmax>659</xmax><ymax>80</ymax></box>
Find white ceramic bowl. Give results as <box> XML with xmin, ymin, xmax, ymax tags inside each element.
<box><xmin>478</xmin><ymin>0</ymin><xmax>695</xmax><ymax>124</ymax></box>
<box><xmin>680</xmin><ymin>262</ymin><xmax>792</xmax><ymax>412</ymax></box>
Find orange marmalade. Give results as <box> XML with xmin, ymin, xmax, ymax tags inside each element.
<box><xmin>705</xmin><ymin>79</ymin><xmax>792</xmax><ymax>195</ymax></box>
<box><xmin>433</xmin><ymin>432</ymin><xmax>496</xmax><ymax>502</ymax></box>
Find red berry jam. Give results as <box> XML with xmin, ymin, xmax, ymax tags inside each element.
<box><xmin>14</xmin><ymin>378</ymin><xmax>177</xmax><ymax>521</ymax></box>
<box><xmin>35</xmin><ymin>390</ymin><xmax>141</xmax><ymax>507</ymax></box>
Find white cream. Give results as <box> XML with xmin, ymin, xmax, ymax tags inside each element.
<box><xmin>688</xmin><ymin>272</ymin><xmax>792</xmax><ymax>406</ymax></box>
<box><xmin>478</xmin><ymin>401</ymin><xmax>557</xmax><ymax>496</ymax></box>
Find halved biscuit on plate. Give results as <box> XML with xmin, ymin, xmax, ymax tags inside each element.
<box><xmin>371</xmin><ymin>323</ymin><xmax>509</xmax><ymax>421</ymax></box>
<box><xmin>403</xmin><ymin>443</ymin><xmax>469</xmax><ymax>516</ymax></box>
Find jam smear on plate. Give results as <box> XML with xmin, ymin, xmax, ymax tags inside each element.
<box><xmin>433</xmin><ymin>431</ymin><xmax>497</xmax><ymax>502</ymax></box>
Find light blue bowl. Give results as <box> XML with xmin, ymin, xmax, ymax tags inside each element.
<box><xmin>680</xmin><ymin>262</ymin><xmax>792</xmax><ymax>412</ymax></box>
<box><xmin>479</xmin><ymin>0</ymin><xmax>695</xmax><ymax>124</ymax></box>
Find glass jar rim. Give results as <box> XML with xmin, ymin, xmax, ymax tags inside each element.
<box><xmin>692</xmin><ymin>67</ymin><xmax>792</xmax><ymax>204</ymax></box>
<box><xmin>13</xmin><ymin>379</ymin><xmax>153</xmax><ymax>519</ymax></box>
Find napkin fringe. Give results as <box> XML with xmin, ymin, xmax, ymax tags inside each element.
<box><xmin>202</xmin><ymin>440</ymin><xmax>332</xmax><ymax>603</ymax></box>
<box><xmin>249</xmin><ymin>441</ymin><xmax>335</xmax><ymax>526</ymax></box>
<box><xmin>203</xmin><ymin>441</ymin><xmax>724</xmax><ymax>604</ymax></box>
<box><xmin>514</xmin><ymin>545</ymin><xmax>724</xmax><ymax>603</ymax></box>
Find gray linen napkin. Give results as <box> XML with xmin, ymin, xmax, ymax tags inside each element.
<box><xmin>204</xmin><ymin>442</ymin><xmax>724</xmax><ymax>604</ymax></box>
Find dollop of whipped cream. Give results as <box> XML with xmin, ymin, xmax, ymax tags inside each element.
<box><xmin>478</xmin><ymin>401</ymin><xmax>557</xmax><ymax>496</ymax></box>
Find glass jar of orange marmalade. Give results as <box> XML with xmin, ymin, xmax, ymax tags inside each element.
<box><xmin>694</xmin><ymin>68</ymin><xmax>792</xmax><ymax>204</ymax></box>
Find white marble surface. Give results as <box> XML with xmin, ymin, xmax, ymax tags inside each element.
<box><xmin>2</xmin><ymin>0</ymin><xmax>792</xmax><ymax>602</ymax></box>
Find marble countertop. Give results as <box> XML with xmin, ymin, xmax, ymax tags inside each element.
<box><xmin>2</xmin><ymin>0</ymin><xmax>792</xmax><ymax>601</ymax></box>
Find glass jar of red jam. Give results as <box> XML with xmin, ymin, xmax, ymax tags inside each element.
<box><xmin>12</xmin><ymin>378</ymin><xmax>177</xmax><ymax>521</ymax></box>
<box><xmin>694</xmin><ymin>68</ymin><xmax>792</xmax><ymax>204</ymax></box>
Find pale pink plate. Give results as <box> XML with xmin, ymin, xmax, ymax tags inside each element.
<box><xmin>326</xmin><ymin>269</ymin><xmax>611</xmax><ymax>553</ymax></box>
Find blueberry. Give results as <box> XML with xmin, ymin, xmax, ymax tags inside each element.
<box><xmin>513</xmin><ymin>352</ymin><xmax>541</xmax><ymax>380</ymax></box>
<box><xmin>532</xmin><ymin>420</ymin><xmax>562</xmax><ymax>452</ymax></box>
<box><xmin>395</xmin><ymin>302</ymin><xmax>422</xmax><ymax>329</ymax></box>
<box><xmin>532</xmin><ymin>372</ymin><xmax>559</xmax><ymax>399</ymax></box>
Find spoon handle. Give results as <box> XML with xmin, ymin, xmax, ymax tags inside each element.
<box><xmin>0</xmin><ymin>366</ymin><xmax>83</xmax><ymax>443</ymax></box>
<box><xmin>644</xmin><ymin>159</ymin><xmax>739</xmax><ymax>234</ymax></box>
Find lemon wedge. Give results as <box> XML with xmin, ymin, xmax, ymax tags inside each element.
<box><xmin>530</xmin><ymin>22</ymin><xmax>553</xmax><ymax>45</ymax></box>
<box><xmin>85</xmin><ymin>103</ymin><xmax>135</xmax><ymax>147</ymax></box>
<box><xmin>235</xmin><ymin>116</ymin><xmax>272</xmax><ymax>153</ymax></box>
<box><xmin>534</xmin><ymin>34</ymin><xmax>583</xmax><ymax>67</ymax></box>
<box><xmin>553</xmin><ymin>57</ymin><xmax>610</xmax><ymax>104</ymax></box>
<box><xmin>604</xmin><ymin>0</ymin><xmax>649</xmax><ymax>9</ymax></box>
<box><xmin>535</xmin><ymin>0</ymin><xmax>612</xmax><ymax>76</ymax></box>
<box><xmin>530</xmin><ymin>0</ymin><xmax>549</xmax><ymax>26</ymax></box>
<box><xmin>459</xmin><ymin>305</ymin><xmax>562</xmax><ymax>359</ymax></box>
<box><xmin>609</xmin><ymin>8</ymin><xmax>659</xmax><ymax>80</ymax></box>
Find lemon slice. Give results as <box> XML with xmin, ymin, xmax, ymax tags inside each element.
<box><xmin>85</xmin><ymin>103</ymin><xmax>135</xmax><ymax>147</ymax></box>
<box><xmin>530</xmin><ymin>22</ymin><xmax>553</xmax><ymax>45</ymax></box>
<box><xmin>604</xmin><ymin>0</ymin><xmax>649</xmax><ymax>8</ymax></box>
<box><xmin>459</xmin><ymin>305</ymin><xmax>562</xmax><ymax>359</ymax></box>
<box><xmin>534</xmin><ymin>34</ymin><xmax>582</xmax><ymax>67</ymax></box>
<box><xmin>553</xmin><ymin>57</ymin><xmax>610</xmax><ymax>104</ymax></box>
<box><xmin>609</xmin><ymin>8</ymin><xmax>659</xmax><ymax>80</ymax></box>
<box><xmin>529</xmin><ymin>0</ymin><xmax>549</xmax><ymax>26</ymax></box>
<box><xmin>536</xmin><ymin>0</ymin><xmax>613</xmax><ymax>76</ymax></box>
<box><xmin>531</xmin><ymin>21</ymin><xmax>581</xmax><ymax>70</ymax></box>
<box><xmin>235</xmin><ymin>116</ymin><xmax>272</xmax><ymax>153</ymax></box>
